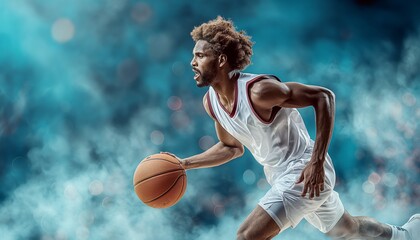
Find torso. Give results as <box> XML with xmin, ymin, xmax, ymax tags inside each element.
<box><xmin>214</xmin><ymin>73</ymin><xmax>280</xmax><ymax>122</ymax></box>
<box><xmin>207</xmin><ymin>72</ymin><xmax>313</xmax><ymax>178</ymax></box>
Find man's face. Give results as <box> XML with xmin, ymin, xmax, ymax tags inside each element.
<box><xmin>190</xmin><ymin>40</ymin><xmax>219</xmax><ymax>87</ymax></box>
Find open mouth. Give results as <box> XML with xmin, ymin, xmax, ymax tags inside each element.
<box><xmin>192</xmin><ymin>69</ymin><xmax>201</xmax><ymax>80</ymax></box>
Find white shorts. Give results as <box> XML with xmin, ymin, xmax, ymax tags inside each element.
<box><xmin>258</xmin><ymin>153</ymin><xmax>345</xmax><ymax>233</ymax></box>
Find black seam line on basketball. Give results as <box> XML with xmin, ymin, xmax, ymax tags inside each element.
<box><xmin>142</xmin><ymin>158</ymin><xmax>181</xmax><ymax>166</ymax></box>
<box><xmin>133</xmin><ymin>169</ymin><xmax>184</xmax><ymax>187</ymax></box>
<box><xmin>174</xmin><ymin>173</ymin><xmax>186</xmax><ymax>202</ymax></box>
<box><xmin>144</xmin><ymin>174</ymin><xmax>186</xmax><ymax>203</ymax></box>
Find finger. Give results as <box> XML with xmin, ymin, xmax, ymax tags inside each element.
<box><xmin>320</xmin><ymin>183</ymin><xmax>324</xmax><ymax>192</ymax></box>
<box><xmin>315</xmin><ymin>185</ymin><xmax>320</xmax><ymax>197</ymax></box>
<box><xmin>160</xmin><ymin>152</ymin><xmax>178</xmax><ymax>159</ymax></box>
<box><xmin>301</xmin><ymin>183</ymin><xmax>309</xmax><ymax>197</ymax></box>
<box><xmin>310</xmin><ymin>186</ymin><xmax>315</xmax><ymax>199</ymax></box>
<box><xmin>296</xmin><ymin>173</ymin><xmax>304</xmax><ymax>184</ymax></box>
<box><xmin>179</xmin><ymin>159</ymin><xmax>187</xmax><ymax>169</ymax></box>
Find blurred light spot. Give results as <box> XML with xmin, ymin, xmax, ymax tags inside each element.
<box><xmin>211</xmin><ymin>193</ymin><xmax>222</xmax><ymax>205</ymax></box>
<box><xmin>101</xmin><ymin>197</ymin><xmax>113</xmax><ymax>208</ymax></box>
<box><xmin>167</xmin><ymin>96</ymin><xmax>183</xmax><ymax>111</ymax></box>
<box><xmin>368</xmin><ymin>172</ymin><xmax>381</xmax><ymax>185</ymax></box>
<box><xmin>148</xmin><ymin>33</ymin><xmax>173</xmax><ymax>61</ymax></box>
<box><xmin>131</xmin><ymin>3</ymin><xmax>152</xmax><ymax>23</ymax></box>
<box><xmin>213</xmin><ymin>205</ymin><xmax>225</xmax><ymax>217</ymax></box>
<box><xmin>79</xmin><ymin>212</ymin><xmax>95</xmax><ymax>226</ymax></box>
<box><xmin>64</xmin><ymin>183</ymin><xmax>80</xmax><ymax>200</ymax></box>
<box><xmin>172</xmin><ymin>61</ymin><xmax>186</xmax><ymax>77</ymax></box>
<box><xmin>117</xmin><ymin>59</ymin><xmax>139</xmax><ymax>85</ymax></box>
<box><xmin>257</xmin><ymin>178</ymin><xmax>269</xmax><ymax>190</ymax></box>
<box><xmin>88</xmin><ymin>180</ymin><xmax>104</xmax><ymax>196</ymax></box>
<box><xmin>366</xmin><ymin>128</ymin><xmax>377</xmax><ymax>139</ymax></box>
<box><xmin>383</xmin><ymin>172</ymin><xmax>398</xmax><ymax>187</ymax></box>
<box><xmin>384</xmin><ymin>147</ymin><xmax>398</xmax><ymax>158</ymax></box>
<box><xmin>243</xmin><ymin>169</ymin><xmax>256</xmax><ymax>185</ymax></box>
<box><xmin>40</xmin><ymin>216</ymin><xmax>52</xmax><ymax>232</ymax></box>
<box><xmin>390</xmin><ymin>103</ymin><xmax>402</xmax><ymax>119</ymax></box>
<box><xmin>402</xmin><ymin>92</ymin><xmax>416</xmax><ymax>107</ymax></box>
<box><xmin>51</xmin><ymin>18</ymin><xmax>75</xmax><ymax>43</ymax></box>
<box><xmin>150</xmin><ymin>130</ymin><xmax>164</xmax><ymax>145</ymax></box>
<box><xmin>373</xmin><ymin>194</ymin><xmax>387</xmax><ymax>210</ymax></box>
<box><xmin>362</xmin><ymin>180</ymin><xmax>375</xmax><ymax>194</ymax></box>
<box><xmin>199</xmin><ymin>135</ymin><xmax>215</xmax><ymax>150</ymax></box>
<box><xmin>106</xmin><ymin>0</ymin><xmax>127</xmax><ymax>12</ymax></box>
<box><xmin>105</xmin><ymin>174</ymin><xmax>125</xmax><ymax>195</ymax></box>
<box><xmin>171</xmin><ymin>111</ymin><xmax>190</xmax><ymax>129</ymax></box>
<box><xmin>375</xmin><ymin>202</ymin><xmax>387</xmax><ymax>210</ymax></box>
<box><xmin>397</xmin><ymin>122</ymin><xmax>415</xmax><ymax>139</ymax></box>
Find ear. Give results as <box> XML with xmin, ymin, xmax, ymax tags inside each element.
<box><xmin>218</xmin><ymin>54</ymin><xmax>228</xmax><ymax>68</ymax></box>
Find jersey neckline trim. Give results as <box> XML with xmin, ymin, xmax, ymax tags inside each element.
<box><xmin>215</xmin><ymin>72</ymin><xmax>240</xmax><ymax>118</ymax></box>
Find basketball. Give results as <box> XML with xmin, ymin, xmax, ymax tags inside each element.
<box><xmin>133</xmin><ymin>153</ymin><xmax>187</xmax><ymax>208</ymax></box>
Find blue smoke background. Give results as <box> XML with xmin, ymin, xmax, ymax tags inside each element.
<box><xmin>1</xmin><ymin>0</ymin><xmax>419</xmax><ymax>239</ymax></box>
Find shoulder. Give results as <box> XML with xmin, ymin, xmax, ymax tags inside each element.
<box><xmin>249</xmin><ymin>77</ymin><xmax>290</xmax><ymax>100</ymax></box>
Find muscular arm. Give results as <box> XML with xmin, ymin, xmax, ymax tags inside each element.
<box><xmin>180</xmin><ymin>93</ymin><xmax>244</xmax><ymax>170</ymax></box>
<box><xmin>250</xmin><ymin>78</ymin><xmax>335</xmax><ymax>198</ymax></box>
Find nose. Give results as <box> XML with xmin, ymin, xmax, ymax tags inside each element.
<box><xmin>190</xmin><ymin>57</ymin><xmax>197</xmax><ymax>67</ymax></box>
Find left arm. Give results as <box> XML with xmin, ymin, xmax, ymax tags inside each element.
<box><xmin>250</xmin><ymin>79</ymin><xmax>335</xmax><ymax>199</ymax></box>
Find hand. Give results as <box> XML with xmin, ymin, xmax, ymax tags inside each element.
<box><xmin>160</xmin><ymin>151</ymin><xmax>178</xmax><ymax>158</ymax></box>
<box><xmin>160</xmin><ymin>151</ymin><xmax>180</xmax><ymax>160</ymax></box>
<box><xmin>159</xmin><ymin>152</ymin><xmax>186</xmax><ymax>168</ymax></box>
<box><xmin>295</xmin><ymin>162</ymin><xmax>325</xmax><ymax>199</ymax></box>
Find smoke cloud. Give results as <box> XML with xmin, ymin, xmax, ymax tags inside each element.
<box><xmin>1</xmin><ymin>0</ymin><xmax>418</xmax><ymax>239</ymax></box>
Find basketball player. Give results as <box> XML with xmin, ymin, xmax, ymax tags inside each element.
<box><xmin>177</xmin><ymin>16</ymin><xmax>419</xmax><ymax>240</ymax></box>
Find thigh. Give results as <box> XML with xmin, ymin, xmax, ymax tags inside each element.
<box><xmin>238</xmin><ymin>205</ymin><xmax>281</xmax><ymax>240</ymax></box>
<box><xmin>305</xmin><ymin>190</ymin><xmax>345</xmax><ymax>233</ymax></box>
<box><xmin>261</xmin><ymin>172</ymin><xmax>334</xmax><ymax>230</ymax></box>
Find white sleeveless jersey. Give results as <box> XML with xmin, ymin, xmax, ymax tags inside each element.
<box><xmin>207</xmin><ymin>72</ymin><xmax>313</xmax><ymax>172</ymax></box>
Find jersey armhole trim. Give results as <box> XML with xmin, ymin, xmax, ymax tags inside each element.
<box><xmin>206</xmin><ymin>90</ymin><xmax>217</xmax><ymax>120</ymax></box>
<box><xmin>245</xmin><ymin>75</ymin><xmax>282</xmax><ymax>125</ymax></box>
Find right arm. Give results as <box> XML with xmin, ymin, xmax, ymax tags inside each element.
<box><xmin>180</xmin><ymin>93</ymin><xmax>244</xmax><ymax>170</ymax></box>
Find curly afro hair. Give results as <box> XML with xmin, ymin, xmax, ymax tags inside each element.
<box><xmin>191</xmin><ymin>16</ymin><xmax>254</xmax><ymax>71</ymax></box>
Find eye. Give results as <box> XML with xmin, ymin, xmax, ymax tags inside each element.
<box><xmin>197</xmin><ymin>53</ymin><xmax>204</xmax><ymax>58</ymax></box>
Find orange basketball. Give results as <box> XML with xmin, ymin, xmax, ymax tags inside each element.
<box><xmin>133</xmin><ymin>153</ymin><xmax>187</xmax><ymax>208</ymax></box>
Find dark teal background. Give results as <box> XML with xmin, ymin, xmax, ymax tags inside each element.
<box><xmin>1</xmin><ymin>0</ymin><xmax>419</xmax><ymax>239</ymax></box>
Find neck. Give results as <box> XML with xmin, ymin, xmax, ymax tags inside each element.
<box><xmin>211</xmin><ymin>70</ymin><xmax>238</xmax><ymax>104</ymax></box>
<box><xmin>228</xmin><ymin>69</ymin><xmax>238</xmax><ymax>79</ymax></box>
